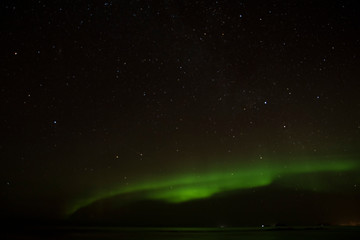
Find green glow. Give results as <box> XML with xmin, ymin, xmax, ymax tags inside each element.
<box><xmin>66</xmin><ymin>156</ymin><xmax>358</xmax><ymax>216</ymax></box>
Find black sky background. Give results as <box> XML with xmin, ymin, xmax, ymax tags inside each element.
<box><xmin>1</xmin><ymin>0</ymin><xmax>360</xmax><ymax>226</ymax></box>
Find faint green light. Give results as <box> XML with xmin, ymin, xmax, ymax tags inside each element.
<box><xmin>65</xmin><ymin>156</ymin><xmax>358</xmax><ymax>216</ymax></box>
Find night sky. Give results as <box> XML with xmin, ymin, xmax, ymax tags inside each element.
<box><xmin>1</xmin><ymin>0</ymin><xmax>360</xmax><ymax>227</ymax></box>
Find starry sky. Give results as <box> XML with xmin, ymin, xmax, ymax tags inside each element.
<box><xmin>1</xmin><ymin>0</ymin><xmax>360</xmax><ymax>226</ymax></box>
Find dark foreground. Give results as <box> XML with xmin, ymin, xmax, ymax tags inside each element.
<box><xmin>4</xmin><ymin>227</ymin><xmax>360</xmax><ymax>240</ymax></box>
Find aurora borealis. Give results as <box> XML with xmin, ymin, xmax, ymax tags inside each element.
<box><xmin>67</xmin><ymin>156</ymin><xmax>358</xmax><ymax>216</ymax></box>
<box><xmin>1</xmin><ymin>0</ymin><xmax>360</xmax><ymax>228</ymax></box>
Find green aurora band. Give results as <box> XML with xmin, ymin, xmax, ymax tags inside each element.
<box><xmin>66</xmin><ymin>156</ymin><xmax>358</xmax><ymax>216</ymax></box>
